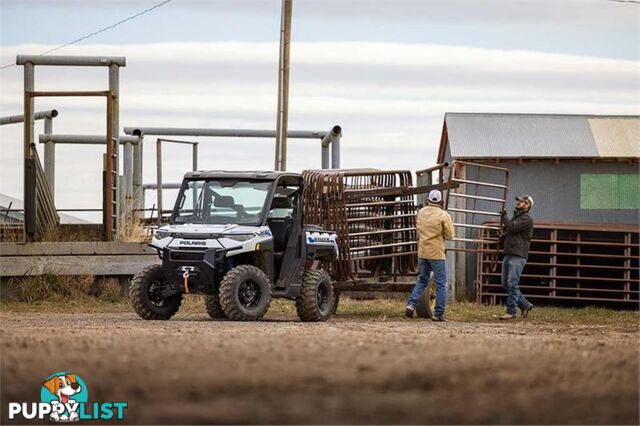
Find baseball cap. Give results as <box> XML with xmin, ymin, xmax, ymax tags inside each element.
<box><xmin>516</xmin><ymin>194</ymin><xmax>534</xmax><ymax>208</ymax></box>
<box><xmin>428</xmin><ymin>189</ymin><xmax>442</xmax><ymax>203</ymax></box>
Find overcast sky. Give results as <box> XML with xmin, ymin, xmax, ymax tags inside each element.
<box><xmin>1</xmin><ymin>0</ymin><xmax>639</xmax><ymax>220</ymax></box>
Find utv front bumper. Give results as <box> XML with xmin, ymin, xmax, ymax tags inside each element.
<box><xmin>161</xmin><ymin>247</ymin><xmax>226</xmax><ymax>294</ymax></box>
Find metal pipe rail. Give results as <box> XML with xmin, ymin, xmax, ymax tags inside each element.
<box><xmin>454</xmin><ymin>223</ymin><xmax>501</xmax><ymax>230</ymax></box>
<box><xmin>351</xmin><ymin>241</ymin><xmax>417</xmax><ymax>252</ymax></box>
<box><xmin>0</xmin><ymin>110</ymin><xmax>58</xmax><ymax>125</ymax></box>
<box><xmin>17</xmin><ymin>55</ymin><xmax>126</xmax><ymax>67</ymax></box>
<box><xmin>450</xmin><ymin>178</ymin><xmax>507</xmax><ymax>189</ymax></box>
<box><xmin>448</xmin><ymin>208</ymin><xmax>502</xmax><ymax>217</ymax></box>
<box><xmin>350</xmin><ymin>227</ymin><xmax>416</xmax><ymax>237</ymax></box>
<box><xmin>38</xmin><ymin>134</ymin><xmax>139</xmax><ymax>144</ymax></box>
<box><xmin>449</xmin><ymin>192</ymin><xmax>506</xmax><ymax>203</ymax></box>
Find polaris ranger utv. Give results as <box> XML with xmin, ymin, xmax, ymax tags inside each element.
<box><xmin>130</xmin><ymin>171</ymin><xmax>339</xmax><ymax>322</ymax></box>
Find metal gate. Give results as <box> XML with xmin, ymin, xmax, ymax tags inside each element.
<box><xmin>444</xmin><ymin>161</ymin><xmax>509</xmax><ymax>255</ymax></box>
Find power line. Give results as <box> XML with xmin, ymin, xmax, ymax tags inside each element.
<box><xmin>0</xmin><ymin>0</ymin><xmax>172</xmax><ymax>70</ymax></box>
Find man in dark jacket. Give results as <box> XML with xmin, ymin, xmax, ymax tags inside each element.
<box><xmin>499</xmin><ymin>194</ymin><xmax>535</xmax><ymax>320</ymax></box>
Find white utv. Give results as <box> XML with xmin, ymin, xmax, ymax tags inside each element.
<box><xmin>130</xmin><ymin>171</ymin><xmax>339</xmax><ymax>322</ymax></box>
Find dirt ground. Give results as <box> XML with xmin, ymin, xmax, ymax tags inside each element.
<box><xmin>1</xmin><ymin>305</ymin><xmax>638</xmax><ymax>425</ymax></box>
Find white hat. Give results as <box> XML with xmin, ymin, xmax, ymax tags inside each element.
<box><xmin>428</xmin><ymin>189</ymin><xmax>442</xmax><ymax>203</ymax></box>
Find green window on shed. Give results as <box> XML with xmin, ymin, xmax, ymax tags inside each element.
<box><xmin>580</xmin><ymin>174</ymin><xmax>640</xmax><ymax>209</ymax></box>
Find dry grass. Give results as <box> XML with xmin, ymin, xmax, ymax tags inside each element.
<box><xmin>117</xmin><ymin>198</ymin><xmax>151</xmax><ymax>242</ymax></box>
<box><xmin>8</xmin><ymin>274</ymin><xmax>94</xmax><ymax>303</ymax></box>
<box><xmin>2</xmin><ymin>288</ymin><xmax>637</xmax><ymax>328</ymax></box>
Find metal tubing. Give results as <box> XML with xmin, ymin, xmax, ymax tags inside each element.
<box><xmin>454</xmin><ymin>223</ymin><xmax>501</xmax><ymax>230</ymax></box>
<box><xmin>16</xmin><ymin>55</ymin><xmax>126</xmax><ymax>67</ymax></box>
<box><xmin>156</xmin><ymin>140</ymin><xmax>163</xmax><ymax>227</ymax></box>
<box><xmin>321</xmin><ymin>145</ymin><xmax>330</xmax><ymax>169</ymax></box>
<box><xmin>124</xmin><ymin>126</ymin><xmax>328</xmax><ymax>139</ymax></box>
<box><xmin>123</xmin><ymin>142</ymin><xmax>133</xmax><ymax>202</ymax></box>
<box><xmin>321</xmin><ymin>125</ymin><xmax>342</xmax><ymax>147</ymax></box>
<box><xmin>44</xmin><ymin>116</ymin><xmax>54</xmax><ymax>199</ymax></box>
<box><xmin>133</xmin><ymin>137</ymin><xmax>144</xmax><ymax>214</ymax></box>
<box><xmin>29</xmin><ymin>90</ymin><xmax>112</xmax><ymax>97</ymax></box>
<box><xmin>192</xmin><ymin>144</ymin><xmax>198</xmax><ymax>171</ymax></box>
<box><xmin>23</xmin><ymin>62</ymin><xmax>34</xmax><ymax>241</ymax></box>
<box><xmin>109</xmin><ymin>64</ymin><xmax>120</xmax><ymax>233</ymax></box>
<box><xmin>104</xmin><ymin>95</ymin><xmax>115</xmax><ymax>241</ymax></box>
<box><xmin>331</xmin><ymin>133</ymin><xmax>340</xmax><ymax>169</ymax></box>
<box><xmin>0</xmin><ymin>109</ymin><xmax>58</xmax><ymax>125</ymax></box>
<box><xmin>143</xmin><ymin>183</ymin><xmax>182</xmax><ymax>190</ymax></box>
<box><xmin>449</xmin><ymin>192</ymin><xmax>505</xmax><ymax>203</ymax></box>
<box><xmin>38</xmin><ymin>134</ymin><xmax>140</xmax><ymax>144</ymax></box>
<box><xmin>448</xmin><ymin>207</ymin><xmax>502</xmax><ymax>217</ymax></box>
<box><xmin>23</xmin><ymin>64</ymin><xmax>34</xmax><ymax>159</ymax></box>
<box><xmin>452</xmin><ymin>178</ymin><xmax>507</xmax><ymax>189</ymax></box>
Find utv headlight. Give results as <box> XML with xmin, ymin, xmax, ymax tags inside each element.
<box><xmin>154</xmin><ymin>230</ymin><xmax>171</xmax><ymax>240</ymax></box>
<box><xmin>224</xmin><ymin>233</ymin><xmax>254</xmax><ymax>242</ymax></box>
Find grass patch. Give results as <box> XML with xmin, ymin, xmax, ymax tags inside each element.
<box><xmin>1</xmin><ymin>291</ymin><xmax>637</xmax><ymax>327</ymax></box>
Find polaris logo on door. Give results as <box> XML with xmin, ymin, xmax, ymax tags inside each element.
<box><xmin>179</xmin><ymin>240</ymin><xmax>206</xmax><ymax>246</ymax></box>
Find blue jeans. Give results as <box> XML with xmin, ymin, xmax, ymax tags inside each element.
<box><xmin>501</xmin><ymin>255</ymin><xmax>532</xmax><ymax>315</ymax></box>
<box><xmin>407</xmin><ymin>258</ymin><xmax>447</xmax><ymax>317</ymax></box>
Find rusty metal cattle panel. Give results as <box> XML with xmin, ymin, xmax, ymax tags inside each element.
<box><xmin>477</xmin><ymin>222</ymin><xmax>639</xmax><ymax>307</ymax></box>
<box><xmin>303</xmin><ymin>169</ymin><xmax>419</xmax><ymax>283</ymax></box>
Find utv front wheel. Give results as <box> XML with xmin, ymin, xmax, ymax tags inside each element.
<box><xmin>204</xmin><ymin>293</ymin><xmax>227</xmax><ymax>319</ymax></box>
<box><xmin>296</xmin><ymin>270</ymin><xmax>334</xmax><ymax>322</ymax></box>
<box><xmin>130</xmin><ymin>264</ymin><xmax>182</xmax><ymax>320</ymax></box>
<box><xmin>219</xmin><ymin>265</ymin><xmax>272</xmax><ymax>321</ymax></box>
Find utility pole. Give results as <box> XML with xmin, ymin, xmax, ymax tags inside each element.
<box><xmin>274</xmin><ymin>0</ymin><xmax>292</xmax><ymax>171</ymax></box>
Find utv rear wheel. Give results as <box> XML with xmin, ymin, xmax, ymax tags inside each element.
<box><xmin>130</xmin><ymin>264</ymin><xmax>182</xmax><ymax>320</ymax></box>
<box><xmin>296</xmin><ymin>270</ymin><xmax>334</xmax><ymax>322</ymax></box>
<box><xmin>204</xmin><ymin>293</ymin><xmax>227</xmax><ymax>319</ymax></box>
<box><xmin>219</xmin><ymin>265</ymin><xmax>272</xmax><ymax>321</ymax></box>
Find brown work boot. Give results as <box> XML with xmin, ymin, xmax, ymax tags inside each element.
<box><xmin>498</xmin><ymin>313</ymin><xmax>516</xmax><ymax>320</ymax></box>
<box><xmin>521</xmin><ymin>304</ymin><xmax>534</xmax><ymax>318</ymax></box>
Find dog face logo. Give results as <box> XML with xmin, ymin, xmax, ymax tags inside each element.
<box><xmin>43</xmin><ymin>374</ymin><xmax>82</xmax><ymax>404</ymax></box>
<box><xmin>41</xmin><ymin>372</ymin><xmax>88</xmax><ymax>422</ymax></box>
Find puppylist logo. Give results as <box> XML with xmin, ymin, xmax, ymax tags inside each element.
<box><xmin>8</xmin><ymin>372</ymin><xmax>128</xmax><ymax>422</ymax></box>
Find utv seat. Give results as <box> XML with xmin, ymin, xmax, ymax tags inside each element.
<box><xmin>268</xmin><ymin>197</ymin><xmax>294</xmax><ymax>280</ymax></box>
<box><xmin>267</xmin><ymin>196</ymin><xmax>293</xmax><ymax>253</ymax></box>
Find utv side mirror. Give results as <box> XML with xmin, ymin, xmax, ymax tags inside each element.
<box><xmin>213</xmin><ymin>195</ymin><xmax>235</xmax><ymax>208</ymax></box>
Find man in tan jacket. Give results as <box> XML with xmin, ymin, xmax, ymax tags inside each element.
<box><xmin>405</xmin><ymin>189</ymin><xmax>455</xmax><ymax>321</ymax></box>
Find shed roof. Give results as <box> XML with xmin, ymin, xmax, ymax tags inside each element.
<box><xmin>438</xmin><ymin>113</ymin><xmax>640</xmax><ymax>161</ymax></box>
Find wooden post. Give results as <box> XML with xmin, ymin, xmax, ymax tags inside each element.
<box><xmin>274</xmin><ymin>0</ymin><xmax>292</xmax><ymax>171</ymax></box>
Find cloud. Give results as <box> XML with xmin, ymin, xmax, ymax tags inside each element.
<box><xmin>1</xmin><ymin>41</ymin><xmax>638</xmax><ymax>219</ymax></box>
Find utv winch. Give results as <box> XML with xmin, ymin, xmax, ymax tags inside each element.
<box><xmin>130</xmin><ymin>171</ymin><xmax>339</xmax><ymax>322</ymax></box>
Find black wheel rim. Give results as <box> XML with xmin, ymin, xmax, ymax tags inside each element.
<box><xmin>238</xmin><ymin>280</ymin><xmax>261</xmax><ymax>309</ymax></box>
<box><xmin>148</xmin><ymin>279</ymin><xmax>170</xmax><ymax>308</ymax></box>
<box><xmin>317</xmin><ymin>281</ymin><xmax>330</xmax><ymax>314</ymax></box>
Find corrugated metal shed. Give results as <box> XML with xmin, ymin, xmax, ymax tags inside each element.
<box><xmin>588</xmin><ymin>117</ymin><xmax>640</xmax><ymax>157</ymax></box>
<box><xmin>439</xmin><ymin>113</ymin><xmax>640</xmax><ymax>161</ymax></box>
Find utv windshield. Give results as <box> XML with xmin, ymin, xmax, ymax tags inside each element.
<box><xmin>172</xmin><ymin>179</ymin><xmax>273</xmax><ymax>225</ymax></box>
